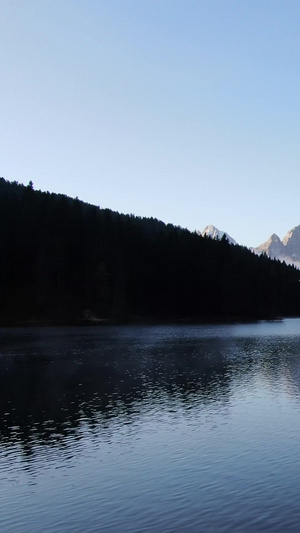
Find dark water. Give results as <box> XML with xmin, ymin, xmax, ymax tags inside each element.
<box><xmin>1</xmin><ymin>320</ymin><xmax>300</xmax><ymax>532</ymax></box>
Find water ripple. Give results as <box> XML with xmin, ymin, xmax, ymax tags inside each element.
<box><xmin>1</xmin><ymin>321</ymin><xmax>300</xmax><ymax>531</ymax></box>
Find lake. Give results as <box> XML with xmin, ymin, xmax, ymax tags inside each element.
<box><xmin>1</xmin><ymin>319</ymin><xmax>300</xmax><ymax>531</ymax></box>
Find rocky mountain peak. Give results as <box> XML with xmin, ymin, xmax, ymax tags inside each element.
<box><xmin>269</xmin><ymin>233</ymin><xmax>281</xmax><ymax>242</ymax></box>
<box><xmin>254</xmin><ymin>226</ymin><xmax>300</xmax><ymax>267</ymax></box>
<box><xmin>201</xmin><ymin>225</ymin><xmax>236</xmax><ymax>245</ymax></box>
<box><xmin>255</xmin><ymin>233</ymin><xmax>284</xmax><ymax>259</ymax></box>
<box><xmin>282</xmin><ymin>225</ymin><xmax>300</xmax><ymax>246</ymax></box>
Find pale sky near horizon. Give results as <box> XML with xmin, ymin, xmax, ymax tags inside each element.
<box><xmin>1</xmin><ymin>0</ymin><xmax>300</xmax><ymax>247</ymax></box>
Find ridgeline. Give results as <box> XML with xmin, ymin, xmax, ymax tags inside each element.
<box><xmin>1</xmin><ymin>178</ymin><xmax>300</xmax><ymax>325</ymax></box>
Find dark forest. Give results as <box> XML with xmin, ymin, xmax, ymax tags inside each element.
<box><xmin>1</xmin><ymin>177</ymin><xmax>300</xmax><ymax>324</ymax></box>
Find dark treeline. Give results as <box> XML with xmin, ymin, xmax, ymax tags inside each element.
<box><xmin>1</xmin><ymin>177</ymin><xmax>300</xmax><ymax>324</ymax></box>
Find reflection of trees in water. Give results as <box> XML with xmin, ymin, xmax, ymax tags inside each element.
<box><xmin>232</xmin><ymin>336</ymin><xmax>300</xmax><ymax>387</ymax></box>
<box><xmin>1</xmin><ymin>327</ymin><xmax>300</xmax><ymax>456</ymax></box>
<box><xmin>0</xmin><ymin>329</ymin><xmax>234</xmax><ymax>454</ymax></box>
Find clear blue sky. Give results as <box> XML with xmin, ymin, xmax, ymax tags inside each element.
<box><xmin>1</xmin><ymin>0</ymin><xmax>300</xmax><ymax>247</ymax></box>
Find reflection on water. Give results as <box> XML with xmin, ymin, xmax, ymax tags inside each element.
<box><xmin>1</xmin><ymin>320</ymin><xmax>300</xmax><ymax>531</ymax></box>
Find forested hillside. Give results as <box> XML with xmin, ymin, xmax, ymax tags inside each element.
<box><xmin>1</xmin><ymin>178</ymin><xmax>300</xmax><ymax>324</ymax></box>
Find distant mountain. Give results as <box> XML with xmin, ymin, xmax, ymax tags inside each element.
<box><xmin>254</xmin><ymin>226</ymin><xmax>300</xmax><ymax>268</ymax></box>
<box><xmin>201</xmin><ymin>223</ymin><xmax>300</xmax><ymax>268</ymax></box>
<box><xmin>254</xmin><ymin>234</ymin><xmax>285</xmax><ymax>259</ymax></box>
<box><xmin>201</xmin><ymin>225</ymin><xmax>237</xmax><ymax>245</ymax></box>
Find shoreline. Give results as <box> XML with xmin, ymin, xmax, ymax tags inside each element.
<box><xmin>0</xmin><ymin>314</ymin><xmax>292</xmax><ymax>328</ymax></box>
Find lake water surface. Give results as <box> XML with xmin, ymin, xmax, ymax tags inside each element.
<box><xmin>1</xmin><ymin>320</ymin><xmax>300</xmax><ymax>531</ymax></box>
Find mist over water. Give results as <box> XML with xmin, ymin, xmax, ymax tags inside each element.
<box><xmin>1</xmin><ymin>320</ymin><xmax>300</xmax><ymax>532</ymax></box>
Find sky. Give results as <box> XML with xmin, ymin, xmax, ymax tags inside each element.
<box><xmin>1</xmin><ymin>0</ymin><xmax>300</xmax><ymax>248</ymax></box>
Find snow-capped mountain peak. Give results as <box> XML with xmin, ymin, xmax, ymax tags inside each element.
<box><xmin>201</xmin><ymin>225</ymin><xmax>237</xmax><ymax>245</ymax></box>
